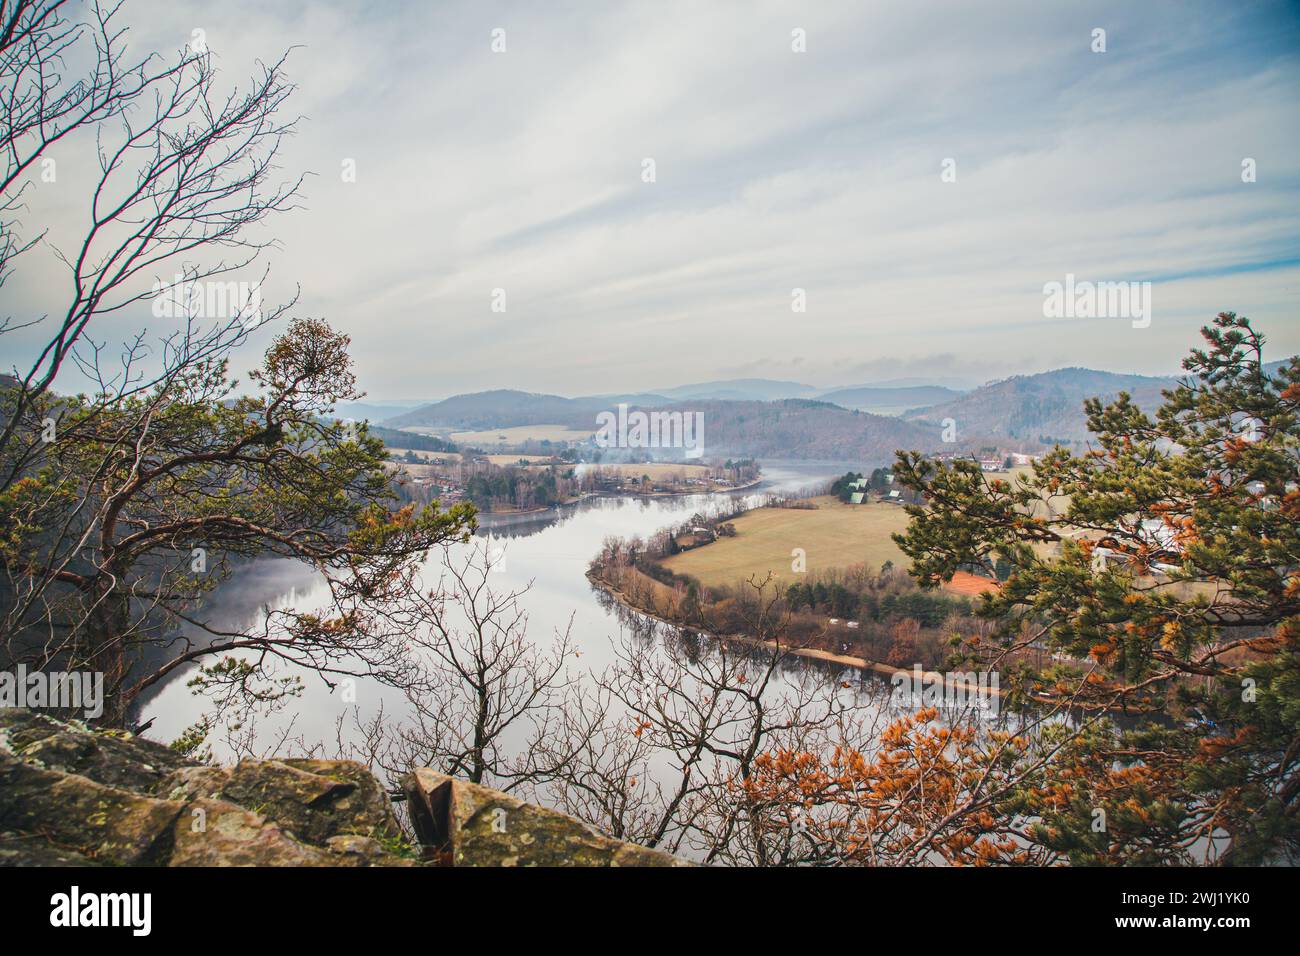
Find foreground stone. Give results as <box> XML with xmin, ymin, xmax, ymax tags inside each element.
<box><xmin>404</xmin><ymin>768</ymin><xmax>687</xmax><ymax>867</ymax></box>
<box><xmin>0</xmin><ymin>751</ymin><xmax>183</xmax><ymax>864</ymax></box>
<box><xmin>0</xmin><ymin>709</ymin><xmax>410</xmax><ymax>866</ymax></box>
<box><xmin>158</xmin><ymin>757</ymin><xmax>402</xmax><ymax>848</ymax></box>
<box><xmin>0</xmin><ymin>709</ymin><xmax>685</xmax><ymax>866</ymax></box>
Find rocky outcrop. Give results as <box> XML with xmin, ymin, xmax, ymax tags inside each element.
<box><xmin>0</xmin><ymin>709</ymin><xmax>410</xmax><ymax>866</ymax></box>
<box><xmin>159</xmin><ymin>757</ymin><xmax>402</xmax><ymax>850</ymax></box>
<box><xmin>0</xmin><ymin>709</ymin><xmax>685</xmax><ymax>866</ymax></box>
<box><xmin>405</xmin><ymin>768</ymin><xmax>686</xmax><ymax>867</ymax></box>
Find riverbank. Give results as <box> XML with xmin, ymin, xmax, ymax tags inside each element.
<box><xmin>474</xmin><ymin>474</ymin><xmax>765</xmax><ymax>515</ymax></box>
<box><xmin>584</xmin><ymin>475</ymin><xmax>764</xmax><ymax>500</ymax></box>
<box><xmin>586</xmin><ymin>568</ymin><xmax>1016</xmax><ymax>699</ymax></box>
<box><xmin>586</xmin><ymin>563</ymin><xmax>1157</xmax><ymax>715</ymax></box>
<box><xmin>140</xmin><ymin>461</ymin><xmax>886</xmax><ymax>755</ymax></box>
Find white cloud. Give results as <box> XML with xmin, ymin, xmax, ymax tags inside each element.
<box><xmin>2</xmin><ymin>0</ymin><xmax>1297</xmax><ymax>399</ymax></box>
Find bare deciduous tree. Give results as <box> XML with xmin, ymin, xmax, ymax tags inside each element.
<box><xmin>372</xmin><ymin>539</ymin><xmax>583</xmax><ymax>791</ymax></box>
<box><xmin>1</xmin><ymin>0</ymin><xmax>302</xmax><ymax>473</ymax></box>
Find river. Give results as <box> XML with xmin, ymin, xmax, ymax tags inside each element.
<box><xmin>136</xmin><ymin>460</ymin><xmax>866</xmax><ymax>756</ymax></box>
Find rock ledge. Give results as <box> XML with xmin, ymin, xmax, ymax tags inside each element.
<box><xmin>0</xmin><ymin>709</ymin><xmax>683</xmax><ymax>867</ymax></box>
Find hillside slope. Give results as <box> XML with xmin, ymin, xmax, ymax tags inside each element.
<box><xmin>816</xmin><ymin>384</ymin><xmax>962</xmax><ymax>412</ymax></box>
<box><xmin>681</xmin><ymin>399</ymin><xmax>940</xmax><ymax>461</ymax></box>
<box><xmin>904</xmin><ymin>359</ymin><xmax>1296</xmax><ymax>447</ymax></box>
<box><xmin>653</xmin><ymin>378</ymin><xmax>819</xmax><ymax>402</ymax></box>
<box><xmin>387</xmin><ymin>391</ymin><xmax>940</xmax><ymax>462</ymax></box>
<box><xmin>903</xmin><ymin>368</ymin><xmax>1175</xmax><ymax>446</ymax></box>
<box><xmin>386</xmin><ymin>389</ymin><xmax>670</xmax><ymax>430</ymax></box>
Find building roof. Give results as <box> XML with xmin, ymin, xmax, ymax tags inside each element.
<box><xmin>941</xmin><ymin>571</ymin><xmax>1002</xmax><ymax>596</ymax></box>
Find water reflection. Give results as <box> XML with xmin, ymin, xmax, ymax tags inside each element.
<box><xmin>136</xmin><ymin>460</ymin><xmax>901</xmax><ymax>754</ymax></box>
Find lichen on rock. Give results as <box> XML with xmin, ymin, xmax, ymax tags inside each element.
<box><xmin>0</xmin><ymin>709</ymin><xmax>684</xmax><ymax>867</ymax></box>
<box><xmin>0</xmin><ymin>709</ymin><xmax>409</xmax><ymax>867</ymax></box>
<box><xmin>404</xmin><ymin>767</ymin><xmax>687</xmax><ymax>867</ymax></box>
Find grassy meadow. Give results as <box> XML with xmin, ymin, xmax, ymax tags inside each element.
<box><xmin>661</xmin><ymin>495</ymin><xmax>910</xmax><ymax>589</ymax></box>
<box><xmin>589</xmin><ymin>462</ymin><xmax>712</xmax><ymax>480</ymax></box>
<box><xmin>450</xmin><ymin>424</ymin><xmax>594</xmax><ymax>445</ymax></box>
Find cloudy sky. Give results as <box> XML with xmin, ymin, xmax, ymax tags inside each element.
<box><xmin>4</xmin><ymin>0</ymin><xmax>1299</xmax><ymax>400</ymax></box>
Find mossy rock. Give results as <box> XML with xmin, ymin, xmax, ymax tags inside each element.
<box><xmin>0</xmin><ymin>710</ymin><xmax>409</xmax><ymax>867</ymax></box>
<box><xmin>0</xmin><ymin>708</ymin><xmax>189</xmax><ymax>794</ymax></box>
<box><xmin>159</xmin><ymin>758</ymin><xmax>402</xmax><ymax>847</ymax></box>
<box><xmin>0</xmin><ymin>831</ymin><xmax>99</xmax><ymax>867</ymax></box>
<box><xmin>167</xmin><ymin>797</ymin><xmax>341</xmax><ymax>867</ymax></box>
<box><xmin>405</xmin><ymin>768</ymin><xmax>686</xmax><ymax>867</ymax></box>
<box><xmin>0</xmin><ymin>751</ymin><xmax>183</xmax><ymax>865</ymax></box>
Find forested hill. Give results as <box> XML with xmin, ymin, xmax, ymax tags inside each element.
<box><xmin>682</xmin><ymin>399</ymin><xmax>941</xmax><ymax>462</ymax></box>
<box><xmin>816</xmin><ymin>384</ymin><xmax>962</xmax><ymax>411</ymax></box>
<box><xmin>902</xmin><ymin>368</ymin><xmax>1176</xmax><ymax>446</ymax></box>
<box><xmin>385</xmin><ymin>389</ymin><xmax>671</xmax><ymax>430</ymax></box>
<box><xmin>904</xmin><ymin>361</ymin><xmax>1294</xmax><ymax>447</ymax></box>
<box><xmin>377</xmin><ymin>360</ymin><xmax>1294</xmax><ymax>456</ymax></box>
<box><xmin>384</xmin><ymin>390</ymin><xmax>940</xmax><ymax>462</ymax></box>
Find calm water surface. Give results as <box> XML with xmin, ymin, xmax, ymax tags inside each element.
<box><xmin>139</xmin><ymin>461</ymin><xmax>865</xmax><ymax>754</ymax></box>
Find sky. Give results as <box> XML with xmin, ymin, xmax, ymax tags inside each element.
<box><xmin>3</xmin><ymin>0</ymin><xmax>1299</xmax><ymax>401</ymax></box>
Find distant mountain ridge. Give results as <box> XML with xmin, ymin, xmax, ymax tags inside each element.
<box><xmin>334</xmin><ymin>400</ymin><xmax>425</xmax><ymax>421</ymax></box>
<box><xmin>902</xmin><ymin>367</ymin><xmax>1177</xmax><ymax>446</ymax></box>
<box><xmin>383</xmin><ymin>378</ymin><xmax>964</xmax><ymax>430</ymax></box>
<box><xmin>653</xmin><ymin>378</ymin><xmax>820</xmax><ymax>402</ymax></box>
<box><xmin>378</xmin><ymin>360</ymin><xmax>1297</xmax><ymax>454</ymax></box>
<box><xmin>384</xmin><ymin>390</ymin><xmax>941</xmax><ymax>462</ymax></box>
<box><xmin>650</xmin><ymin>378</ymin><xmax>973</xmax><ymax>404</ymax></box>
<box><xmin>385</xmin><ymin>389</ymin><xmax>671</xmax><ymax>430</ymax></box>
<box><xmin>679</xmin><ymin>399</ymin><xmax>941</xmax><ymax>462</ymax></box>
<box><xmin>815</xmin><ymin>384</ymin><xmax>962</xmax><ymax>411</ymax></box>
<box><xmin>904</xmin><ymin>359</ymin><xmax>1295</xmax><ymax>447</ymax></box>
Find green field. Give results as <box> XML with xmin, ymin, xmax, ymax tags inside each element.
<box><xmin>590</xmin><ymin>462</ymin><xmax>711</xmax><ymax>480</ymax></box>
<box><xmin>388</xmin><ymin>447</ymin><xmax>460</xmax><ymax>461</ymax></box>
<box><xmin>450</xmin><ymin>424</ymin><xmax>593</xmax><ymax>445</ymax></box>
<box><xmin>661</xmin><ymin>495</ymin><xmax>910</xmax><ymax>589</ymax></box>
<box><xmin>485</xmin><ymin>454</ymin><xmax>555</xmax><ymax>465</ymax></box>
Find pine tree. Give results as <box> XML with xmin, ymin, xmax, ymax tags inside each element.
<box><xmin>892</xmin><ymin>313</ymin><xmax>1299</xmax><ymax>863</ymax></box>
